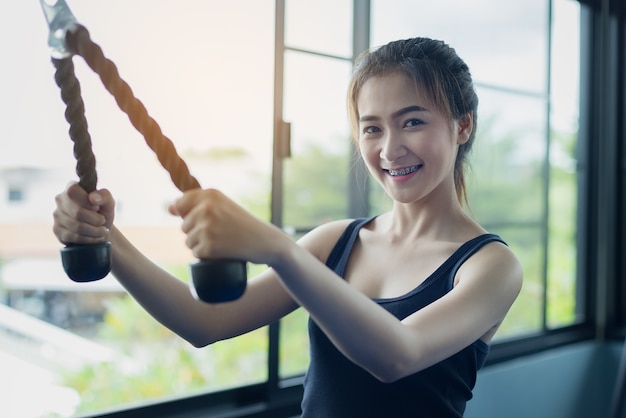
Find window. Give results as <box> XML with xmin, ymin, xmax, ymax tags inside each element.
<box><xmin>1</xmin><ymin>1</ymin><xmax>275</xmax><ymax>416</ymax></box>
<box><xmin>276</xmin><ymin>0</ymin><xmax>583</xmax><ymax>383</ymax></box>
<box><xmin>8</xmin><ymin>187</ymin><xmax>24</xmax><ymax>202</ymax></box>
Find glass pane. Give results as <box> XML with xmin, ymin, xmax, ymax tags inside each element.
<box><xmin>1</xmin><ymin>1</ymin><xmax>274</xmax><ymax>416</ymax></box>
<box><xmin>468</xmin><ymin>89</ymin><xmax>548</xmax><ymax>340</ymax></box>
<box><xmin>369</xmin><ymin>177</ymin><xmax>393</xmax><ymax>215</ymax></box>
<box><xmin>279</xmin><ymin>307</ymin><xmax>310</xmax><ymax>379</ymax></box>
<box><xmin>547</xmin><ymin>0</ymin><xmax>580</xmax><ymax>328</ymax></box>
<box><xmin>491</xmin><ymin>226</ymin><xmax>545</xmax><ymax>338</ymax></box>
<box><xmin>285</xmin><ymin>0</ymin><xmax>353</xmax><ymax>58</ymax></box>
<box><xmin>371</xmin><ymin>0</ymin><xmax>549</xmax><ymax>93</ymax></box>
<box><xmin>469</xmin><ymin>89</ymin><xmax>547</xmax><ymax>225</ymax></box>
<box><xmin>279</xmin><ymin>52</ymin><xmax>352</xmax><ymax>378</ymax></box>
<box><xmin>282</xmin><ymin>51</ymin><xmax>353</xmax><ymax>229</ymax></box>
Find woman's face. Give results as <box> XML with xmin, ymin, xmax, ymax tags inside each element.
<box><xmin>357</xmin><ymin>71</ymin><xmax>470</xmax><ymax>205</ymax></box>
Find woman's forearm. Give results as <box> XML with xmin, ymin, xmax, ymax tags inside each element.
<box><xmin>271</xmin><ymin>243</ymin><xmax>409</xmax><ymax>381</ymax></box>
<box><xmin>108</xmin><ymin>225</ymin><xmax>222</xmax><ymax>346</ymax></box>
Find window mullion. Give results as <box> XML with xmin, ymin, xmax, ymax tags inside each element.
<box><xmin>268</xmin><ymin>0</ymin><xmax>286</xmax><ymax>397</ymax></box>
<box><xmin>348</xmin><ymin>0</ymin><xmax>371</xmax><ymax>219</ymax></box>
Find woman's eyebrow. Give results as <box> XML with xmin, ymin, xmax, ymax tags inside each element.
<box><xmin>359</xmin><ymin>105</ymin><xmax>429</xmax><ymax>122</ymax></box>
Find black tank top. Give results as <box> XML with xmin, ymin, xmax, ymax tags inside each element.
<box><xmin>300</xmin><ymin>217</ymin><xmax>506</xmax><ymax>418</ymax></box>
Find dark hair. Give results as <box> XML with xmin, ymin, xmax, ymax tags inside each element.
<box><xmin>348</xmin><ymin>37</ymin><xmax>478</xmax><ymax>207</ymax></box>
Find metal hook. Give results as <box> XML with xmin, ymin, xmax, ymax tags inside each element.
<box><xmin>38</xmin><ymin>0</ymin><xmax>79</xmax><ymax>58</ymax></box>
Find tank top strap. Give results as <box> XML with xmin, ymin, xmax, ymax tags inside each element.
<box><xmin>325</xmin><ymin>217</ymin><xmax>375</xmax><ymax>276</ymax></box>
<box><xmin>326</xmin><ymin>219</ymin><xmax>507</xmax><ymax>283</ymax></box>
<box><xmin>445</xmin><ymin>233</ymin><xmax>507</xmax><ymax>287</ymax></box>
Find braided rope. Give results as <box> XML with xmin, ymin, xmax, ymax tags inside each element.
<box><xmin>63</xmin><ymin>25</ymin><xmax>201</xmax><ymax>192</ymax></box>
<box><xmin>52</xmin><ymin>57</ymin><xmax>98</xmax><ymax>193</ymax></box>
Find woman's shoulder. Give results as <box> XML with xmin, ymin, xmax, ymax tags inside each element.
<box><xmin>297</xmin><ymin>218</ymin><xmax>360</xmax><ymax>263</ymax></box>
<box><xmin>458</xmin><ymin>234</ymin><xmax>523</xmax><ymax>293</ymax></box>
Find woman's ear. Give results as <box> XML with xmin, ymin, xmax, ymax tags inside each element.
<box><xmin>456</xmin><ymin>113</ymin><xmax>473</xmax><ymax>145</ymax></box>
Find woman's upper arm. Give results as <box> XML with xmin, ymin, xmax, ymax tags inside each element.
<box><xmin>398</xmin><ymin>242</ymin><xmax>523</xmax><ymax>373</ymax></box>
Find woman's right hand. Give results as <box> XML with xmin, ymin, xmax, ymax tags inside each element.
<box><xmin>52</xmin><ymin>182</ymin><xmax>115</xmax><ymax>245</ymax></box>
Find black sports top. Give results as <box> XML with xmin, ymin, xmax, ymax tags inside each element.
<box><xmin>300</xmin><ymin>217</ymin><xmax>506</xmax><ymax>418</ymax></box>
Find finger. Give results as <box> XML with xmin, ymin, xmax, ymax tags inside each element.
<box><xmin>89</xmin><ymin>189</ymin><xmax>115</xmax><ymax>228</ymax></box>
<box><xmin>179</xmin><ymin>202</ymin><xmax>218</xmax><ymax>235</ymax></box>
<box><xmin>173</xmin><ymin>188</ymin><xmax>223</xmax><ymax>218</ymax></box>
<box><xmin>170</xmin><ymin>190</ymin><xmax>201</xmax><ymax>218</ymax></box>
<box><xmin>185</xmin><ymin>228</ymin><xmax>200</xmax><ymax>256</ymax></box>
<box><xmin>167</xmin><ymin>201</ymin><xmax>180</xmax><ymax>216</ymax></box>
<box><xmin>55</xmin><ymin>189</ymin><xmax>107</xmax><ymax>228</ymax></box>
<box><xmin>186</xmin><ymin>227</ymin><xmax>218</xmax><ymax>259</ymax></box>
<box><xmin>52</xmin><ymin>218</ymin><xmax>109</xmax><ymax>245</ymax></box>
<box><xmin>53</xmin><ymin>205</ymin><xmax>108</xmax><ymax>237</ymax></box>
<box><xmin>65</xmin><ymin>182</ymin><xmax>98</xmax><ymax>210</ymax></box>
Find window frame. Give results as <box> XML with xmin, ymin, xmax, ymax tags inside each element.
<box><xmin>271</xmin><ymin>0</ymin><xmax>596</xmax><ymax>369</ymax></box>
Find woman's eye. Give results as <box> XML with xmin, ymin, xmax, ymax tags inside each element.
<box><xmin>362</xmin><ymin>126</ymin><xmax>380</xmax><ymax>135</ymax></box>
<box><xmin>404</xmin><ymin>118</ymin><xmax>423</xmax><ymax>128</ymax></box>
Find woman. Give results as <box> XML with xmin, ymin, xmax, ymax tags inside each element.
<box><xmin>53</xmin><ymin>37</ymin><xmax>522</xmax><ymax>417</ymax></box>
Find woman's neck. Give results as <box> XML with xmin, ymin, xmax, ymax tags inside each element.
<box><xmin>377</xmin><ymin>198</ymin><xmax>481</xmax><ymax>244</ymax></box>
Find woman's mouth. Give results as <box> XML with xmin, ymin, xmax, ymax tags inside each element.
<box><xmin>384</xmin><ymin>164</ymin><xmax>422</xmax><ymax>177</ymax></box>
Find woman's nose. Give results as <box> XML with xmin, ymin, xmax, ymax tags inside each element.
<box><xmin>379</xmin><ymin>131</ymin><xmax>408</xmax><ymax>162</ymax></box>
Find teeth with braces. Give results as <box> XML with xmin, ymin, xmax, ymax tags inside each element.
<box><xmin>388</xmin><ymin>165</ymin><xmax>420</xmax><ymax>176</ymax></box>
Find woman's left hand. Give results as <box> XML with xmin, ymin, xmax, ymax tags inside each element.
<box><xmin>168</xmin><ymin>188</ymin><xmax>286</xmax><ymax>265</ymax></box>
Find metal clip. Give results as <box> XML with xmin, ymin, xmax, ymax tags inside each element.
<box><xmin>38</xmin><ymin>0</ymin><xmax>79</xmax><ymax>59</ymax></box>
